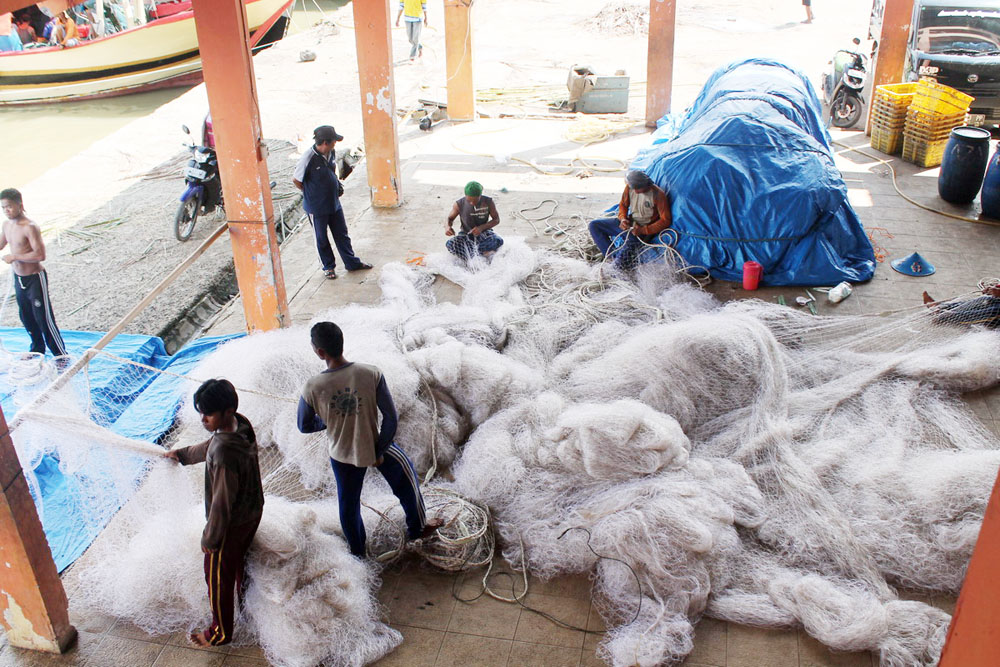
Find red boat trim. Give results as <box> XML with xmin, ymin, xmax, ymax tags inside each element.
<box><xmin>0</xmin><ymin>0</ymin><xmax>277</xmax><ymax>58</ymax></box>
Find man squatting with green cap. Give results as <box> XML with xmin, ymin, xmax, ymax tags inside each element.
<box><xmin>444</xmin><ymin>181</ymin><xmax>503</xmax><ymax>260</ymax></box>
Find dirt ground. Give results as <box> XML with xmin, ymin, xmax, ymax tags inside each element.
<box><xmin>0</xmin><ymin>143</ymin><xmax>301</xmax><ymax>344</ymax></box>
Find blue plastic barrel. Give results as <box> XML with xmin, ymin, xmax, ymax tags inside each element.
<box><xmin>982</xmin><ymin>145</ymin><xmax>1000</xmax><ymax>219</ymax></box>
<box><xmin>938</xmin><ymin>126</ymin><xmax>992</xmax><ymax>204</ymax></box>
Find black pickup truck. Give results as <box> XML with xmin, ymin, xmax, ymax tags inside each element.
<box><xmin>903</xmin><ymin>0</ymin><xmax>1000</xmax><ymax>124</ymax></box>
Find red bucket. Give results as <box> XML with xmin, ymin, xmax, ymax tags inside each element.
<box><xmin>742</xmin><ymin>261</ymin><xmax>763</xmax><ymax>290</ymax></box>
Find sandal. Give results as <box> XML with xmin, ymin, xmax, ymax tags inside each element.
<box><xmin>324</xmin><ymin>269</ymin><xmax>337</xmax><ymax>280</ymax></box>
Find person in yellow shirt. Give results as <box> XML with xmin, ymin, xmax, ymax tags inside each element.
<box><xmin>395</xmin><ymin>0</ymin><xmax>427</xmax><ymax>61</ymax></box>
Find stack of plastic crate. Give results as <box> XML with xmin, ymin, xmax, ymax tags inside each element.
<box><xmin>901</xmin><ymin>79</ymin><xmax>974</xmax><ymax>168</ymax></box>
<box><xmin>870</xmin><ymin>83</ymin><xmax>917</xmax><ymax>155</ymax></box>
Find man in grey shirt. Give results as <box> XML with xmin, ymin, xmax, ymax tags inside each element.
<box><xmin>297</xmin><ymin>321</ymin><xmax>440</xmax><ymax>557</ymax></box>
<box><xmin>444</xmin><ymin>181</ymin><xmax>504</xmax><ymax>261</ymax></box>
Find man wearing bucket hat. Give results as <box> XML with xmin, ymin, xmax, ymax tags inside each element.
<box><xmin>588</xmin><ymin>169</ymin><xmax>672</xmax><ymax>269</ymax></box>
<box><xmin>444</xmin><ymin>181</ymin><xmax>504</xmax><ymax>261</ymax></box>
<box><xmin>293</xmin><ymin>125</ymin><xmax>372</xmax><ymax>280</ymax></box>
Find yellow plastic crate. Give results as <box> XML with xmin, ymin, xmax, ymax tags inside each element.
<box><xmin>911</xmin><ymin>78</ymin><xmax>974</xmax><ymax>115</ymax></box>
<box><xmin>904</xmin><ymin>124</ymin><xmax>963</xmax><ymax>143</ymax></box>
<box><xmin>872</xmin><ymin>98</ymin><xmax>909</xmax><ymax>114</ymax></box>
<box><xmin>903</xmin><ymin>108</ymin><xmax>967</xmax><ymax>145</ymax></box>
<box><xmin>873</xmin><ymin>82</ymin><xmax>918</xmax><ymax>111</ymax></box>
<box><xmin>871</xmin><ymin>125</ymin><xmax>904</xmax><ymax>155</ymax></box>
<box><xmin>902</xmin><ymin>135</ymin><xmax>948</xmax><ymax>168</ymax></box>
<box><xmin>875</xmin><ymin>82</ymin><xmax>919</xmax><ymax>98</ymax></box>
<box><xmin>905</xmin><ymin>106</ymin><xmax>967</xmax><ymax>128</ymax></box>
<box><xmin>870</xmin><ymin>111</ymin><xmax>907</xmax><ymax>130</ymax></box>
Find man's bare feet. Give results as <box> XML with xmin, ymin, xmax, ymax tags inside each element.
<box><xmin>189</xmin><ymin>631</ymin><xmax>212</xmax><ymax>648</ymax></box>
<box><xmin>418</xmin><ymin>518</ymin><xmax>444</xmax><ymax>540</ymax></box>
<box><xmin>922</xmin><ymin>291</ymin><xmax>936</xmax><ymax>306</ymax></box>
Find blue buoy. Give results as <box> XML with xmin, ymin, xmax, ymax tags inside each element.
<box><xmin>938</xmin><ymin>126</ymin><xmax>991</xmax><ymax>204</ymax></box>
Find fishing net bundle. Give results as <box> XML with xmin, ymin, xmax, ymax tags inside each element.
<box><xmin>72</xmin><ymin>460</ymin><xmax>402</xmax><ymax>667</ymax></box>
<box><xmin>13</xmin><ymin>237</ymin><xmax>999</xmax><ymax>666</ymax></box>
<box><xmin>583</xmin><ymin>1</ymin><xmax>650</xmax><ymax>36</ymax></box>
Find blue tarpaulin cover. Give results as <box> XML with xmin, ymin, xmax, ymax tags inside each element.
<box><xmin>0</xmin><ymin>329</ymin><xmax>241</xmax><ymax>571</ymax></box>
<box><xmin>631</xmin><ymin>58</ymin><xmax>876</xmax><ymax>286</ymax></box>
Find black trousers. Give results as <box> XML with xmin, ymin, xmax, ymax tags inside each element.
<box><xmin>311</xmin><ymin>208</ymin><xmax>362</xmax><ymax>271</ymax></box>
<box><xmin>14</xmin><ymin>271</ymin><xmax>67</xmax><ymax>356</ymax></box>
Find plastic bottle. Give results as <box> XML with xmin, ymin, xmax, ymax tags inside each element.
<box><xmin>827</xmin><ymin>282</ymin><xmax>853</xmax><ymax>303</ymax></box>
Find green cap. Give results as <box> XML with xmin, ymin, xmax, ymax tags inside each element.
<box><xmin>464</xmin><ymin>181</ymin><xmax>484</xmax><ymax>196</ymax></box>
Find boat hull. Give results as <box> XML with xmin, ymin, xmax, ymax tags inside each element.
<box><xmin>0</xmin><ymin>0</ymin><xmax>291</xmax><ymax>105</ymax></box>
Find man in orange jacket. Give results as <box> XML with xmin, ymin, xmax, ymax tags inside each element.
<box><xmin>588</xmin><ymin>170</ymin><xmax>672</xmax><ymax>269</ymax></box>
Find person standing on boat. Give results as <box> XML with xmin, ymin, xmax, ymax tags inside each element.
<box><xmin>0</xmin><ymin>189</ymin><xmax>68</xmax><ymax>362</ymax></box>
<box><xmin>293</xmin><ymin>126</ymin><xmax>372</xmax><ymax>280</ymax></box>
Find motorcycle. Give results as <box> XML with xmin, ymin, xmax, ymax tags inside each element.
<box><xmin>175</xmin><ymin>124</ymin><xmax>223</xmax><ymax>242</ymax></box>
<box><xmin>822</xmin><ymin>38</ymin><xmax>868</xmax><ymax>129</ymax></box>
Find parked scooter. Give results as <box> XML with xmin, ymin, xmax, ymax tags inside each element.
<box><xmin>822</xmin><ymin>38</ymin><xmax>868</xmax><ymax>129</ymax></box>
<box><xmin>175</xmin><ymin>124</ymin><xmax>223</xmax><ymax>242</ymax></box>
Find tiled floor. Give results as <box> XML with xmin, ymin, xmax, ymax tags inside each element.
<box><xmin>2</xmin><ymin>123</ymin><xmax>994</xmax><ymax>666</ymax></box>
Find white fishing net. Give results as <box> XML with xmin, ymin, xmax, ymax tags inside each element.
<box><xmin>75</xmin><ymin>462</ymin><xmax>402</xmax><ymax>667</ymax></box>
<box><xmin>14</xmin><ymin>237</ymin><xmax>999</xmax><ymax>666</ymax></box>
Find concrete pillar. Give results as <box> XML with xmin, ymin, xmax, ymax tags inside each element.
<box><xmin>939</xmin><ymin>469</ymin><xmax>1000</xmax><ymax>666</ymax></box>
<box><xmin>352</xmin><ymin>0</ymin><xmax>402</xmax><ymax>208</ymax></box>
<box><xmin>645</xmin><ymin>0</ymin><xmax>676</xmax><ymax>128</ymax></box>
<box><xmin>191</xmin><ymin>0</ymin><xmax>290</xmax><ymax>331</ymax></box>
<box><xmin>444</xmin><ymin>0</ymin><xmax>475</xmax><ymax>121</ymax></box>
<box><xmin>866</xmin><ymin>0</ymin><xmax>915</xmax><ymax>134</ymax></box>
<box><xmin>0</xmin><ymin>407</ymin><xmax>76</xmax><ymax>654</ymax></box>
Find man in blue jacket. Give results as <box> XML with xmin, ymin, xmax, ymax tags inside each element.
<box><xmin>293</xmin><ymin>126</ymin><xmax>372</xmax><ymax>280</ymax></box>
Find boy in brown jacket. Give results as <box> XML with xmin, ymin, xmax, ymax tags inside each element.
<box><xmin>165</xmin><ymin>379</ymin><xmax>264</xmax><ymax>647</ymax></box>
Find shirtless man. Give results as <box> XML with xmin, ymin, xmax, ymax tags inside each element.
<box><xmin>0</xmin><ymin>189</ymin><xmax>67</xmax><ymax>360</ymax></box>
<box><xmin>921</xmin><ymin>284</ymin><xmax>1000</xmax><ymax>328</ymax></box>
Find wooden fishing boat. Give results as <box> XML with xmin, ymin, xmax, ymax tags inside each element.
<box><xmin>0</xmin><ymin>0</ymin><xmax>292</xmax><ymax>105</ymax></box>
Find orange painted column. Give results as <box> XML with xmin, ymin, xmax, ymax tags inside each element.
<box><xmin>353</xmin><ymin>0</ymin><xmax>402</xmax><ymax>208</ymax></box>
<box><xmin>444</xmin><ymin>0</ymin><xmax>475</xmax><ymax>121</ymax></box>
<box><xmin>939</xmin><ymin>468</ymin><xmax>1000</xmax><ymax>666</ymax></box>
<box><xmin>866</xmin><ymin>0</ymin><xmax>915</xmax><ymax>134</ymax></box>
<box><xmin>645</xmin><ymin>0</ymin><xmax>676</xmax><ymax>128</ymax></box>
<box><xmin>0</xmin><ymin>407</ymin><xmax>76</xmax><ymax>654</ymax></box>
<box><xmin>191</xmin><ymin>0</ymin><xmax>290</xmax><ymax>331</ymax></box>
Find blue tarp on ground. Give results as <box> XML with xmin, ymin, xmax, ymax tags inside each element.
<box><xmin>0</xmin><ymin>329</ymin><xmax>242</xmax><ymax>571</ymax></box>
<box><xmin>631</xmin><ymin>58</ymin><xmax>876</xmax><ymax>286</ymax></box>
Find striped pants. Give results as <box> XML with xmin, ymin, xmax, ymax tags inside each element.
<box><xmin>331</xmin><ymin>443</ymin><xmax>427</xmax><ymax>557</ymax></box>
<box><xmin>201</xmin><ymin>518</ymin><xmax>259</xmax><ymax>646</ymax></box>
<box><xmin>14</xmin><ymin>271</ymin><xmax>66</xmax><ymax>357</ymax></box>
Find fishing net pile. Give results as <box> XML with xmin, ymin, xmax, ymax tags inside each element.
<box><xmin>36</xmin><ymin>237</ymin><xmax>1000</xmax><ymax>666</ymax></box>
<box><xmin>583</xmin><ymin>1</ymin><xmax>650</xmax><ymax>36</ymax></box>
